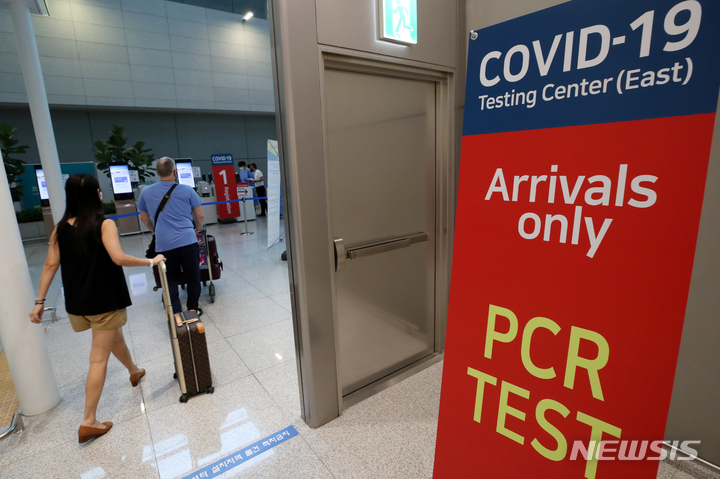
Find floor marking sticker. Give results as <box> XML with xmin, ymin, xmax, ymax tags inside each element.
<box><xmin>182</xmin><ymin>425</ymin><xmax>299</xmax><ymax>479</ymax></box>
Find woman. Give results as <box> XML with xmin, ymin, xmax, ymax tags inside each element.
<box><xmin>29</xmin><ymin>173</ymin><xmax>165</xmax><ymax>444</ymax></box>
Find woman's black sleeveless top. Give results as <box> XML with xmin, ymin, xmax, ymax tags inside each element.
<box><xmin>58</xmin><ymin>220</ymin><xmax>132</xmax><ymax>315</ymax></box>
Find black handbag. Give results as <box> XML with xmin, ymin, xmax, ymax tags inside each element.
<box><xmin>145</xmin><ymin>183</ymin><xmax>178</xmax><ymax>258</ymax></box>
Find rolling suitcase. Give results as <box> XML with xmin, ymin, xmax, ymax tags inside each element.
<box><xmin>159</xmin><ymin>261</ymin><xmax>214</xmax><ymax>402</ymax></box>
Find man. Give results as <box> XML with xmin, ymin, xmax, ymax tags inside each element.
<box><xmin>138</xmin><ymin>157</ymin><xmax>204</xmax><ymax>315</ymax></box>
<box><xmin>237</xmin><ymin>160</ymin><xmax>252</xmax><ymax>184</ymax></box>
<box><xmin>249</xmin><ymin>163</ymin><xmax>267</xmax><ymax>217</ymax></box>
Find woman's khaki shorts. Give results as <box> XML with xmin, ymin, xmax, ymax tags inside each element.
<box><xmin>68</xmin><ymin>309</ymin><xmax>127</xmax><ymax>332</ymax></box>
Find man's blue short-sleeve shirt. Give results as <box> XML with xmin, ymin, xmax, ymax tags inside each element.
<box><xmin>137</xmin><ymin>181</ymin><xmax>202</xmax><ymax>252</ymax></box>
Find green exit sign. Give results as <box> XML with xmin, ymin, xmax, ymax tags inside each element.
<box><xmin>379</xmin><ymin>0</ymin><xmax>417</xmax><ymax>45</ymax></box>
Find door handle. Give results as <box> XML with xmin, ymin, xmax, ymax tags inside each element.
<box><xmin>334</xmin><ymin>238</ymin><xmax>346</xmax><ymax>272</ymax></box>
<box><xmin>334</xmin><ymin>232</ymin><xmax>427</xmax><ymax>272</ymax></box>
<box><xmin>347</xmin><ymin>237</ymin><xmax>411</xmax><ymax>260</ymax></box>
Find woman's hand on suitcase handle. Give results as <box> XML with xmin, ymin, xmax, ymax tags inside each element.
<box><xmin>152</xmin><ymin>254</ymin><xmax>166</xmax><ymax>266</ymax></box>
<box><xmin>29</xmin><ymin>304</ymin><xmax>44</xmax><ymax>324</ymax></box>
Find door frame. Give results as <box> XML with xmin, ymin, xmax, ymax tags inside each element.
<box><xmin>269</xmin><ymin>0</ymin><xmax>456</xmax><ymax>427</ymax></box>
<box><xmin>319</xmin><ymin>50</ymin><xmax>456</xmax><ymax>410</ymax></box>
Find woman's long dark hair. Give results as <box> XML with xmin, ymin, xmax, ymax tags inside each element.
<box><xmin>55</xmin><ymin>173</ymin><xmax>105</xmax><ymax>258</ymax></box>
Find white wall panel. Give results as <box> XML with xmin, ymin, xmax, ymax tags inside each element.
<box><xmin>74</xmin><ymin>23</ymin><xmax>126</xmax><ymax>45</ymax></box>
<box><xmin>31</xmin><ymin>16</ymin><xmax>76</xmax><ymax>40</ymax></box>
<box><xmin>213</xmin><ymin>86</ymin><xmax>247</xmax><ymax>104</ymax></box>
<box><xmin>0</xmin><ymin>52</ymin><xmax>22</xmax><ymax>73</ymax></box>
<box><xmin>176</xmin><ymin>84</ymin><xmax>214</xmax><ymax>102</ymax></box>
<box><xmin>36</xmin><ymin>37</ymin><xmax>77</xmax><ymax>58</ymax></box>
<box><xmin>0</xmin><ymin>0</ymin><xmax>274</xmax><ymax>112</ymax></box>
<box><xmin>209</xmin><ymin>40</ymin><xmax>244</xmax><ymax>60</ymax></box>
<box><xmin>210</xmin><ymin>56</ymin><xmax>246</xmax><ymax>74</ymax></box>
<box><xmin>72</xmin><ymin>0</ymin><xmax>121</xmax><ymax>10</ymax></box>
<box><xmin>129</xmin><ymin>65</ymin><xmax>174</xmax><ymax>84</ymax></box>
<box><xmin>132</xmin><ymin>81</ymin><xmax>176</xmax><ymax>100</ymax></box>
<box><xmin>0</xmin><ymin>12</ymin><xmax>13</xmax><ymax>32</ymax></box>
<box><xmin>171</xmin><ymin>36</ymin><xmax>210</xmax><ymax>56</ymax></box>
<box><xmin>80</xmin><ymin>59</ymin><xmax>131</xmax><ymax>80</ymax></box>
<box><xmin>127</xmin><ymin>47</ymin><xmax>172</xmax><ymax>67</ymax></box>
<box><xmin>0</xmin><ymin>32</ymin><xmax>17</xmax><ymax>52</ymax></box>
<box><xmin>44</xmin><ymin>76</ymin><xmax>84</xmax><ymax>96</ymax></box>
<box><xmin>82</xmin><ymin>78</ymin><xmax>133</xmax><ymax>97</ymax></box>
<box><xmin>70</xmin><ymin>3</ymin><xmax>124</xmax><ymax>27</ymax></box>
<box><xmin>0</xmin><ymin>72</ymin><xmax>25</xmax><ymax>92</ymax></box>
<box><xmin>125</xmin><ymin>30</ymin><xmax>171</xmax><ymax>50</ymax></box>
<box><xmin>77</xmin><ymin>41</ymin><xmax>129</xmax><ymax>62</ymax></box>
<box><xmin>168</xmin><ymin>18</ymin><xmax>208</xmax><ymax>40</ymax></box>
<box><xmin>174</xmin><ymin>68</ymin><xmax>213</xmax><ymax>86</ymax></box>
<box><xmin>39</xmin><ymin>56</ymin><xmax>81</xmax><ymax>77</ymax></box>
<box><xmin>46</xmin><ymin>0</ymin><xmax>73</xmax><ymax>21</ymax></box>
<box><xmin>166</xmin><ymin>1</ymin><xmax>206</xmax><ymax>22</ymax></box>
<box><xmin>212</xmin><ymin>72</ymin><xmax>247</xmax><ymax>89</ymax></box>
<box><xmin>122</xmin><ymin>11</ymin><xmax>169</xmax><ymax>34</ymax></box>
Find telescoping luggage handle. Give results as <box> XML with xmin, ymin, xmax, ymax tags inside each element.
<box><xmin>159</xmin><ymin>261</ymin><xmax>188</xmax><ymax>394</ymax></box>
<box><xmin>158</xmin><ymin>262</ymin><xmax>178</xmax><ymax>338</ymax></box>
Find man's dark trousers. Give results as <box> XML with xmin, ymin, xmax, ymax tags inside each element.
<box><xmin>256</xmin><ymin>185</ymin><xmax>268</xmax><ymax>216</ymax></box>
<box><xmin>161</xmin><ymin>242</ymin><xmax>200</xmax><ymax>314</ymax></box>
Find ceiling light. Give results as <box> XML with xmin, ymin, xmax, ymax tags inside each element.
<box><xmin>243</xmin><ymin>12</ymin><xmax>253</xmax><ymax>21</ymax></box>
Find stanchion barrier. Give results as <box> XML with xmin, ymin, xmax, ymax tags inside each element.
<box><xmin>239</xmin><ymin>197</ymin><xmax>254</xmax><ymax>236</ymax></box>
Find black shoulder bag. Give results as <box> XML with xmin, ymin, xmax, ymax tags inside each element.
<box><xmin>145</xmin><ymin>183</ymin><xmax>178</xmax><ymax>258</ymax></box>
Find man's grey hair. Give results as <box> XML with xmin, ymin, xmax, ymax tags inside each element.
<box><xmin>156</xmin><ymin>157</ymin><xmax>175</xmax><ymax>178</ymax></box>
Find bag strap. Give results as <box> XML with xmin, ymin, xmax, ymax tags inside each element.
<box><xmin>153</xmin><ymin>183</ymin><xmax>178</xmax><ymax>227</ymax></box>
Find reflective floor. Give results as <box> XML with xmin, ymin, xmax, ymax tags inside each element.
<box><xmin>0</xmin><ymin>218</ymin><xmax>444</xmax><ymax>479</ymax></box>
<box><xmin>1</xmin><ymin>219</ymin><xmax>717</xmax><ymax>478</ymax></box>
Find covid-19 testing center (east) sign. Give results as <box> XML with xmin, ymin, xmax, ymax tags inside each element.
<box><xmin>435</xmin><ymin>0</ymin><xmax>720</xmax><ymax>478</ymax></box>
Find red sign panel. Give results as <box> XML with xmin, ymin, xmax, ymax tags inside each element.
<box><xmin>435</xmin><ymin>116</ymin><xmax>714</xmax><ymax>478</ymax></box>
<box><xmin>212</xmin><ymin>163</ymin><xmax>239</xmax><ymax>219</ymax></box>
<box><xmin>435</xmin><ymin>1</ymin><xmax>720</xmax><ymax>477</ymax></box>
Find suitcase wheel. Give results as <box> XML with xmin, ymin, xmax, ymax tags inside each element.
<box><xmin>153</xmin><ymin>286</ymin><xmax>158</xmax><ymax>292</ymax></box>
<box><xmin>180</xmin><ymin>394</ymin><xmax>188</xmax><ymax>403</ymax></box>
<box><xmin>206</xmin><ymin>386</ymin><xmax>214</xmax><ymax>394</ymax></box>
<box><xmin>209</xmin><ymin>284</ymin><xmax>215</xmax><ymax>303</ymax></box>
<box><xmin>173</xmin><ymin>372</ymin><xmax>177</xmax><ymax>379</ymax></box>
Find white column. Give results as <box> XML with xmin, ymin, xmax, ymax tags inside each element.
<box><xmin>9</xmin><ymin>2</ymin><xmax>65</xmax><ymax>225</ymax></box>
<box><xmin>0</xmin><ymin>150</ymin><xmax>61</xmax><ymax>415</ymax></box>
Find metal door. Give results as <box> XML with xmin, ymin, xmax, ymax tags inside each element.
<box><xmin>324</xmin><ymin>69</ymin><xmax>436</xmax><ymax>397</ymax></box>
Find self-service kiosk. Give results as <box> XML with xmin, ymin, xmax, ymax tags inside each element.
<box><xmin>177</xmin><ymin>158</ymin><xmax>217</xmax><ymax>225</ymax></box>
<box><xmin>175</xmin><ymin>159</ymin><xmax>195</xmax><ymax>189</ymax></box>
<box><xmin>110</xmin><ymin>163</ymin><xmax>141</xmax><ymax>235</ymax></box>
<box><xmin>34</xmin><ymin>166</ymin><xmax>55</xmax><ymax>239</ymax></box>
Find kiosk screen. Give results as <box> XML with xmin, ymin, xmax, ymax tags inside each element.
<box><xmin>110</xmin><ymin>164</ymin><xmax>133</xmax><ymax>195</ymax></box>
<box><xmin>35</xmin><ymin>168</ymin><xmax>49</xmax><ymax>200</ymax></box>
<box><xmin>176</xmin><ymin>160</ymin><xmax>195</xmax><ymax>188</ymax></box>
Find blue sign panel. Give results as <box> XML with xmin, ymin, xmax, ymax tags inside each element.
<box><xmin>210</xmin><ymin>153</ymin><xmax>234</xmax><ymax>166</ymax></box>
<box><xmin>464</xmin><ymin>0</ymin><xmax>720</xmax><ymax>135</ymax></box>
<box><xmin>18</xmin><ymin>162</ymin><xmax>96</xmax><ymax>210</ymax></box>
<box><xmin>182</xmin><ymin>426</ymin><xmax>298</xmax><ymax>479</ymax></box>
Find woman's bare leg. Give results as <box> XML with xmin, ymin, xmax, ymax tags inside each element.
<box><xmin>111</xmin><ymin>327</ymin><xmax>142</xmax><ymax>375</ymax></box>
<box><xmin>82</xmin><ymin>329</ymin><xmax>116</xmax><ymax>428</ymax></box>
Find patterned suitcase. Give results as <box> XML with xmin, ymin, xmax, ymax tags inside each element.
<box><xmin>158</xmin><ymin>262</ymin><xmax>214</xmax><ymax>402</ymax></box>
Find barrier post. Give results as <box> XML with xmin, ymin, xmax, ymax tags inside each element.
<box><xmin>240</xmin><ymin>198</ymin><xmax>254</xmax><ymax>236</ymax></box>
